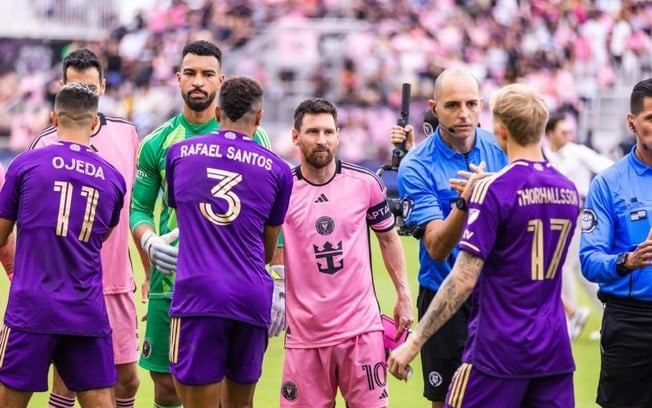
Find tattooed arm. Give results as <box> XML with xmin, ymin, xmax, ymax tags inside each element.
<box><xmin>387</xmin><ymin>251</ymin><xmax>484</xmax><ymax>380</ymax></box>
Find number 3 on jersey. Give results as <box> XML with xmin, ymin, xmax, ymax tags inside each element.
<box><xmin>53</xmin><ymin>181</ymin><xmax>99</xmax><ymax>242</ymax></box>
<box><xmin>199</xmin><ymin>167</ymin><xmax>242</xmax><ymax>225</ymax></box>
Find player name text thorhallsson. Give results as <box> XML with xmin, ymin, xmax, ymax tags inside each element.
<box><xmin>517</xmin><ymin>187</ymin><xmax>579</xmax><ymax>207</ymax></box>
<box><xmin>179</xmin><ymin>143</ymin><xmax>273</xmax><ymax>171</ymax></box>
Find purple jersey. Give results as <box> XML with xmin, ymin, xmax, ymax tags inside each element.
<box><xmin>165</xmin><ymin>130</ymin><xmax>293</xmax><ymax>327</ymax></box>
<box><xmin>458</xmin><ymin>160</ymin><xmax>579</xmax><ymax>378</ymax></box>
<box><xmin>0</xmin><ymin>142</ymin><xmax>125</xmax><ymax>336</ymax></box>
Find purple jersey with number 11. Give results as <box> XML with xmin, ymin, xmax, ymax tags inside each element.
<box><xmin>166</xmin><ymin>130</ymin><xmax>293</xmax><ymax>328</ymax></box>
<box><xmin>459</xmin><ymin>160</ymin><xmax>579</xmax><ymax>378</ymax></box>
<box><xmin>0</xmin><ymin>142</ymin><xmax>125</xmax><ymax>336</ymax></box>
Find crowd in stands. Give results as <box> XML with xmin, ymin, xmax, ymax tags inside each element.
<box><xmin>1</xmin><ymin>0</ymin><xmax>651</xmax><ymax>166</ymax></box>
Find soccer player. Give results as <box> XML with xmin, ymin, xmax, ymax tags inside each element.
<box><xmin>130</xmin><ymin>40</ymin><xmax>272</xmax><ymax>408</ymax></box>
<box><xmin>165</xmin><ymin>76</ymin><xmax>292</xmax><ymax>407</ymax></box>
<box><xmin>0</xmin><ymin>82</ymin><xmax>126</xmax><ymax>408</ymax></box>
<box><xmin>279</xmin><ymin>98</ymin><xmax>413</xmax><ymax>408</ymax></box>
<box><xmin>580</xmin><ymin>78</ymin><xmax>652</xmax><ymax>407</ymax></box>
<box><xmin>389</xmin><ymin>68</ymin><xmax>507</xmax><ymax>407</ymax></box>
<box><xmin>27</xmin><ymin>47</ymin><xmax>141</xmax><ymax>408</ymax></box>
<box><xmin>388</xmin><ymin>83</ymin><xmax>579</xmax><ymax>407</ymax></box>
<box><xmin>0</xmin><ymin>164</ymin><xmax>15</xmax><ymax>281</ymax></box>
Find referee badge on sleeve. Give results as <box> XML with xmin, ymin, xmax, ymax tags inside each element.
<box><xmin>581</xmin><ymin>209</ymin><xmax>597</xmax><ymax>233</ymax></box>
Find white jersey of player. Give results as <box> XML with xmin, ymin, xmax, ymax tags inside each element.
<box><xmin>283</xmin><ymin>160</ymin><xmax>394</xmax><ymax>348</ymax></box>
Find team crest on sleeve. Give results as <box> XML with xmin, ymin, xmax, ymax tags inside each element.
<box><xmin>281</xmin><ymin>381</ymin><xmax>298</xmax><ymax>401</ymax></box>
<box><xmin>581</xmin><ymin>209</ymin><xmax>598</xmax><ymax>233</ymax></box>
<box><xmin>467</xmin><ymin>208</ymin><xmax>480</xmax><ymax>225</ymax></box>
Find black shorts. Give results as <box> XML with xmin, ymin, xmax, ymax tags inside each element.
<box><xmin>417</xmin><ymin>285</ymin><xmax>470</xmax><ymax>402</ymax></box>
<box><xmin>597</xmin><ymin>294</ymin><xmax>652</xmax><ymax>408</ymax></box>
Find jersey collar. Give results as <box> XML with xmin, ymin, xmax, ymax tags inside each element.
<box><xmin>629</xmin><ymin>144</ymin><xmax>652</xmax><ymax>176</ymax></box>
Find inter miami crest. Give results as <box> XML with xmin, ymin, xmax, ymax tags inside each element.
<box><xmin>315</xmin><ymin>215</ymin><xmax>335</xmax><ymax>236</ymax></box>
<box><xmin>142</xmin><ymin>338</ymin><xmax>152</xmax><ymax>358</ymax></box>
<box><xmin>281</xmin><ymin>381</ymin><xmax>298</xmax><ymax>401</ymax></box>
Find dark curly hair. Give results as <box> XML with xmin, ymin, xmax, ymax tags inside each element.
<box><xmin>182</xmin><ymin>40</ymin><xmax>223</xmax><ymax>67</ymax></box>
<box><xmin>218</xmin><ymin>76</ymin><xmax>263</xmax><ymax>122</ymax></box>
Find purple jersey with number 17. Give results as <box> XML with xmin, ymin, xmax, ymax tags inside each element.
<box><xmin>165</xmin><ymin>130</ymin><xmax>293</xmax><ymax>328</ymax></box>
<box><xmin>0</xmin><ymin>142</ymin><xmax>126</xmax><ymax>336</ymax></box>
<box><xmin>459</xmin><ymin>160</ymin><xmax>579</xmax><ymax>378</ymax></box>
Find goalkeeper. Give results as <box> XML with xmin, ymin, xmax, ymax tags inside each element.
<box><xmin>130</xmin><ymin>41</ymin><xmax>273</xmax><ymax>408</ymax></box>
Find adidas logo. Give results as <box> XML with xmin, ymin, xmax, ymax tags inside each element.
<box><xmin>379</xmin><ymin>389</ymin><xmax>388</xmax><ymax>399</ymax></box>
<box><xmin>314</xmin><ymin>193</ymin><xmax>329</xmax><ymax>203</ymax></box>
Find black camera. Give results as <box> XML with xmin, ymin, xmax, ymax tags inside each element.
<box><xmin>376</xmin><ymin>164</ymin><xmax>416</xmax><ymax>236</ymax></box>
<box><xmin>377</xmin><ymin>82</ymin><xmax>420</xmax><ymax>236</ymax></box>
<box><xmin>387</xmin><ymin>196</ymin><xmax>415</xmax><ymax>235</ymax></box>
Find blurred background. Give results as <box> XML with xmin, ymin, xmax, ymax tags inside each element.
<box><xmin>0</xmin><ymin>0</ymin><xmax>646</xmax><ymax>175</ymax></box>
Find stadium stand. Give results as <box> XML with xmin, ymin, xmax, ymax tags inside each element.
<box><xmin>0</xmin><ymin>0</ymin><xmax>649</xmax><ymax>168</ymax></box>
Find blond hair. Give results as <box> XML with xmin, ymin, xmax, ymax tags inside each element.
<box><xmin>490</xmin><ymin>83</ymin><xmax>548</xmax><ymax>146</ymax></box>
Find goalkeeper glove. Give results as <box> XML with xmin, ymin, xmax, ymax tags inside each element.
<box><xmin>141</xmin><ymin>228</ymin><xmax>179</xmax><ymax>275</ymax></box>
<box><xmin>269</xmin><ymin>264</ymin><xmax>286</xmax><ymax>337</ymax></box>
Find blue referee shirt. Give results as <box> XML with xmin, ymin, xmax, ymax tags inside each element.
<box><xmin>580</xmin><ymin>145</ymin><xmax>652</xmax><ymax>300</ymax></box>
<box><xmin>398</xmin><ymin>127</ymin><xmax>507</xmax><ymax>291</ymax></box>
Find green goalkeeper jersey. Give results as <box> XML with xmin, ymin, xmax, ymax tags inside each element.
<box><xmin>130</xmin><ymin>113</ymin><xmax>271</xmax><ymax>299</ymax></box>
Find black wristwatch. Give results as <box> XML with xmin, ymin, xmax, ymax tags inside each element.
<box><xmin>455</xmin><ymin>197</ymin><xmax>468</xmax><ymax>212</ymax></box>
<box><xmin>616</xmin><ymin>252</ymin><xmax>631</xmax><ymax>276</ymax></box>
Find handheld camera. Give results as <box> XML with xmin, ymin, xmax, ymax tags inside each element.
<box><xmin>377</xmin><ymin>83</ymin><xmax>415</xmax><ymax>236</ymax></box>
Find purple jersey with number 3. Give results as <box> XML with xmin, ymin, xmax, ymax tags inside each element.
<box><xmin>0</xmin><ymin>142</ymin><xmax>125</xmax><ymax>336</ymax></box>
<box><xmin>165</xmin><ymin>130</ymin><xmax>293</xmax><ymax>328</ymax></box>
<box><xmin>459</xmin><ymin>160</ymin><xmax>579</xmax><ymax>377</ymax></box>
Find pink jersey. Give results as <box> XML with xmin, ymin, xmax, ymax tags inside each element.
<box><xmin>29</xmin><ymin>113</ymin><xmax>139</xmax><ymax>294</ymax></box>
<box><xmin>283</xmin><ymin>160</ymin><xmax>394</xmax><ymax>348</ymax></box>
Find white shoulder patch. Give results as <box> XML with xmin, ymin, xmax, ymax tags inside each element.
<box><xmin>581</xmin><ymin>209</ymin><xmax>597</xmax><ymax>233</ymax></box>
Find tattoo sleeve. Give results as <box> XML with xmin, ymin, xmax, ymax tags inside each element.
<box><xmin>415</xmin><ymin>251</ymin><xmax>484</xmax><ymax>342</ymax></box>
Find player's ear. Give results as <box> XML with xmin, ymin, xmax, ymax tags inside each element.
<box><xmin>215</xmin><ymin>106</ymin><xmax>221</xmax><ymax>122</ymax></box>
<box><xmin>99</xmin><ymin>78</ymin><xmax>106</xmax><ymax>96</ymax></box>
<box><xmin>91</xmin><ymin>114</ymin><xmax>99</xmax><ymax>130</ymax></box>
<box><xmin>255</xmin><ymin>109</ymin><xmax>263</xmax><ymax>126</ymax></box>
<box><xmin>51</xmin><ymin>111</ymin><xmax>58</xmax><ymax>128</ymax></box>
<box><xmin>291</xmin><ymin>128</ymin><xmax>299</xmax><ymax>145</ymax></box>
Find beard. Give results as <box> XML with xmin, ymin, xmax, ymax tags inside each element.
<box><xmin>304</xmin><ymin>148</ymin><xmax>334</xmax><ymax>169</ymax></box>
<box><xmin>182</xmin><ymin>89</ymin><xmax>216</xmax><ymax>112</ymax></box>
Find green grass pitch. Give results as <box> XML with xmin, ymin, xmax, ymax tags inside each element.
<box><xmin>0</xmin><ymin>235</ymin><xmax>601</xmax><ymax>407</ymax></box>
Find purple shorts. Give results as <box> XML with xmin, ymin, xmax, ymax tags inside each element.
<box><xmin>0</xmin><ymin>325</ymin><xmax>117</xmax><ymax>392</ymax></box>
<box><xmin>445</xmin><ymin>363</ymin><xmax>574</xmax><ymax>408</ymax></box>
<box><xmin>169</xmin><ymin>316</ymin><xmax>268</xmax><ymax>386</ymax></box>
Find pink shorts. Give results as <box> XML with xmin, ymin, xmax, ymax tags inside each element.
<box><xmin>281</xmin><ymin>331</ymin><xmax>388</xmax><ymax>408</ymax></box>
<box><xmin>104</xmin><ymin>292</ymin><xmax>138</xmax><ymax>365</ymax></box>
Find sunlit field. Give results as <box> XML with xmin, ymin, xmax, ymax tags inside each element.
<box><xmin>0</xmin><ymin>236</ymin><xmax>601</xmax><ymax>407</ymax></box>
